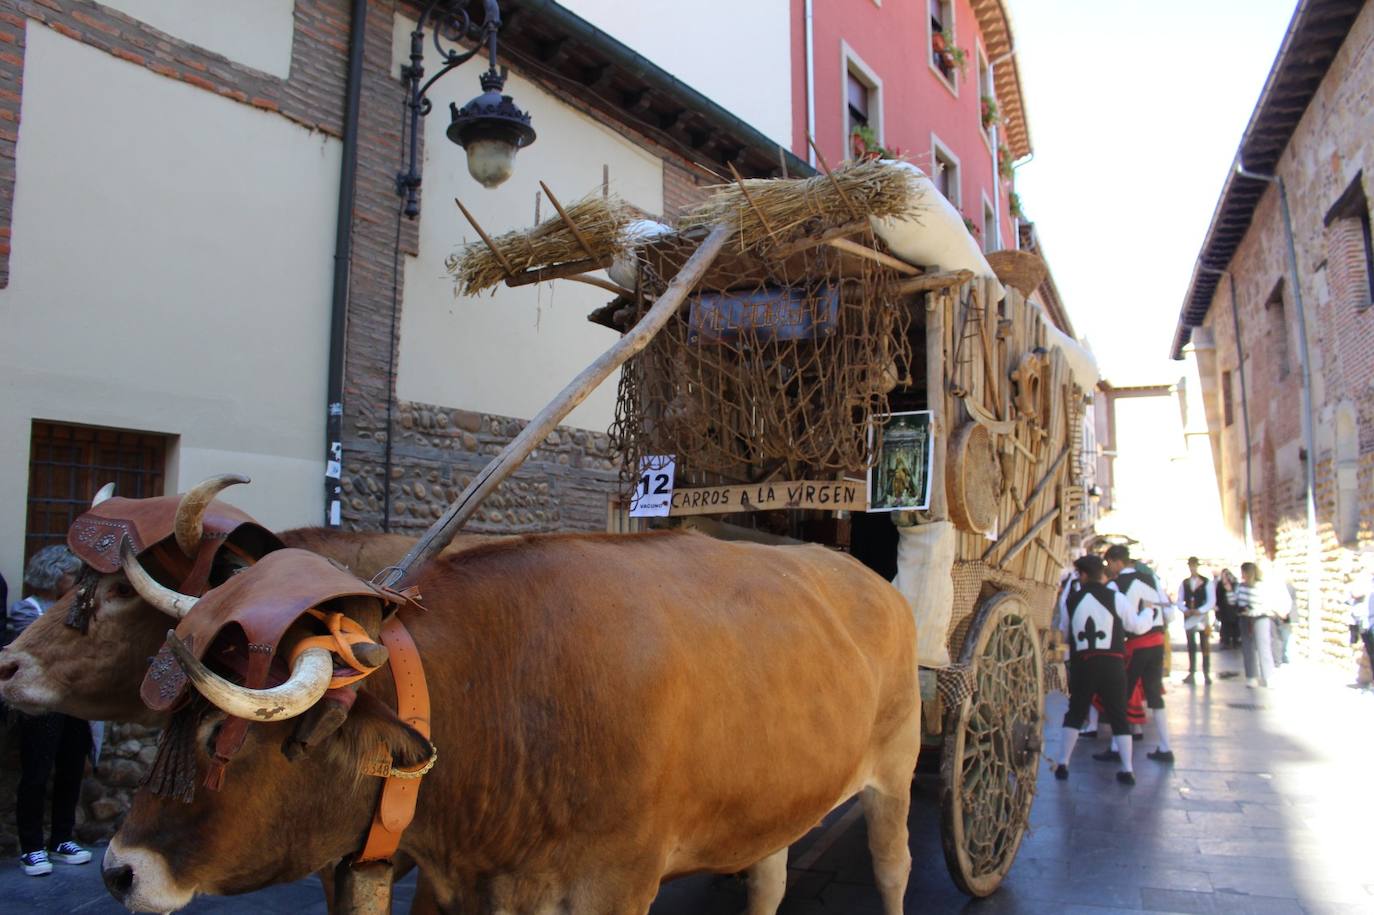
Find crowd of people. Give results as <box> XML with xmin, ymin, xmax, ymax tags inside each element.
<box><xmin>1052</xmin><ymin>544</ymin><xmax>1300</xmax><ymax>786</ymax></box>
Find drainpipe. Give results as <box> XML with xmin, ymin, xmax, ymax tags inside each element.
<box><xmin>1235</xmin><ymin>160</ymin><xmax>1319</xmax><ymax>650</ymax></box>
<box><xmin>324</xmin><ymin>0</ymin><xmax>367</xmax><ymax>528</ymax></box>
<box><xmin>1197</xmin><ymin>264</ymin><xmax>1254</xmax><ymax>552</ymax></box>
<box><xmin>987</xmin><ymin>47</ymin><xmax>1015</xmax><ymax>248</ymax></box>
<box><xmin>804</xmin><ymin>0</ymin><xmax>816</xmax><ymax>167</ymax></box>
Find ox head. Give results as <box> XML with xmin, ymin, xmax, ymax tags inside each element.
<box><xmin>103</xmin><ymin>550</ymin><xmax>432</xmax><ymax>912</ymax></box>
<box><xmin>0</xmin><ymin>475</ymin><xmax>281</xmax><ymax>723</ymax></box>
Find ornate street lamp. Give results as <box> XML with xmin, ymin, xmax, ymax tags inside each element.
<box><xmin>397</xmin><ymin>0</ymin><xmax>536</xmax><ymax>217</ymax></box>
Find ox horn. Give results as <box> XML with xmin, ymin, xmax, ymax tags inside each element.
<box><xmin>174</xmin><ymin>473</ymin><xmax>251</xmax><ymax>558</ymax></box>
<box><xmin>91</xmin><ymin>482</ymin><xmax>116</xmax><ymax>507</ymax></box>
<box><xmin>167</xmin><ymin>632</ymin><xmax>333</xmax><ymax>722</ymax></box>
<box><xmin>120</xmin><ymin>540</ymin><xmax>199</xmax><ymax>619</ymax></box>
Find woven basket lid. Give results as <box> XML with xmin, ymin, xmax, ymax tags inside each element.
<box><xmin>984</xmin><ymin>250</ymin><xmax>1048</xmax><ymax>298</ymax></box>
<box><xmin>946</xmin><ymin>422</ymin><xmax>1003</xmax><ymax>534</ymax></box>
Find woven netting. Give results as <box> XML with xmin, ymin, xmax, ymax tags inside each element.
<box><xmin>609</xmin><ymin>231</ymin><xmax>912</xmax><ymax>490</ymax></box>
<box><xmin>946</xmin><ymin>560</ymin><xmax>1057</xmax><ymax>660</ymax></box>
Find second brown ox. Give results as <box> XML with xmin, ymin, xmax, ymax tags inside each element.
<box><xmin>104</xmin><ymin>530</ymin><xmax>921</xmax><ymax>914</ymax></box>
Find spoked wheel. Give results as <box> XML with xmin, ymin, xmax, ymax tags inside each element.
<box><xmin>938</xmin><ymin>591</ymin><xmax>1044</xmax><ymax>896</ymax></box>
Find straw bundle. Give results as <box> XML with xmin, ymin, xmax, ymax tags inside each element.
<box><xmin>449</xmin><ymin>193</ymin><xmax>637</xmax><ymax>295</ymax></box>
<box><xmin>680</xmin><ymin>158</ymin><xmax>925</xmax><ymax>250</ymax></box>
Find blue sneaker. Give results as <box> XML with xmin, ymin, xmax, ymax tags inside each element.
<box><xmin>49</xmin><ymin>841</ymin><xmax>91</xmax><ymax>865</ymax></box>
<box><xmin>20</xmin><ymin>850</ymin><xmax>52</xmax><ymax>876</ymax></box>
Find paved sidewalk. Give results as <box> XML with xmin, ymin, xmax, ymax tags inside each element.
<box><xmin>2</xmin><ymin>644</ymin><xmax>1370</xmax><ymax>913</ymax></box>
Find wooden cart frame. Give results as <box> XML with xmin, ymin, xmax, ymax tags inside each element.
<box><xmin>400</xmin><ymin>164</ymin><xmax>1091</xmax><ymax>899</ymax></box>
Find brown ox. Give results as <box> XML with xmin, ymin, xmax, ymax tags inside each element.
<box><xmin>0</xmin><ymin>489</ymin><xmax>480</xmax><ymax>915</ymax></box>
<box><xmin>104</xmin><ymin>531</ymin><xmax>920</xmax><ymax>914</ymax></box>
<box><xmin>0</xmin><ymin>520</ymin><xmax>477</xmax><ymax>724</ymax></box>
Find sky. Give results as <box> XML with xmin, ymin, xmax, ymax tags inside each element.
<box><xmin>1010</xmin><ymin>0</ymin><xmax>1300</xmax><ymax>387</ymax></box>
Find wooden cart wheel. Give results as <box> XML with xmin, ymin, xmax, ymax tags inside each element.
<box><xmin>938</xmin><ymin>591</ymin><xmax>1044</xmax><ymax>897</ymax></box>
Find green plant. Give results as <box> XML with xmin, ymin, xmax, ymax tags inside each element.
<box><xmin>961</xmin><ymin>213</ymin><xmax>981</xmax><ymax>238</ymax></box>
<box><xmin>849</xmin><ymin>124</ymin><xmax>901</xmax><ymax>161</ymax></box>
<box><xmin>1009</xmin><ymin>191</ymin><xmax>1024</xmax><ymax>220</ymax></box>
<box><xmin>998</xmin><ymin>144</ymin><xmax>1014</xmax><ymax>180</ymax></box>
<box><xmin>939</xmin><ymin>30</ymin><xmax>967</xmax><ymax>74</ymax></box>
<box><xmin>980</xmin><ymin>94</ymin><xmax>1000</xmax><ymax>129</ymax></box>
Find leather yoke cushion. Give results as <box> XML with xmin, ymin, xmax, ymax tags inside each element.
<box><xmin>140</xmin><ymin>549</ymin><xmax>393</xmax><ymax>713</ymax></box>
<box><xmin>67</xmin><ymin>495</ymin><xmax>281</xmax><ymax>574</ymax></box>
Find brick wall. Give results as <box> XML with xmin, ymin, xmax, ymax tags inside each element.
<box><xmin>1195</xmin><ymin>2</ymin><xmax>1374</xmax><ymax>679</ymax></box>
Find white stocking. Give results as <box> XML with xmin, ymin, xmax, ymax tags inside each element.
<box><xmin>1059</xmin><ymin>727</ymin><xmax>1080</xmax><ymax>767</ymax></box>
<box><xmin>1153</xmin><ymin>708</ymin><xmax>1171</xmax><ymax>752</ymax></box>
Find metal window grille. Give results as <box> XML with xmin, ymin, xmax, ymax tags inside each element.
<box><xmin>25</xmin><ymin>421</ymin><xmax>169</xmax><ymax>565</ymax></box>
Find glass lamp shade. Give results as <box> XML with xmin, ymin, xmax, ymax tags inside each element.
<box><xmin>448</xmin><ymin>88</ymin><xmax>536</xmax><ymax>189</ymax></box>
<box><xmin>464</xmin><ymin>138</ymin><xmax>518</xmax><ymax>189</ymax></box>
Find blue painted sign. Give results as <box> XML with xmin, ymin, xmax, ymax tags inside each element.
<box><xmin>687</xmin><ymin>285</ymin><xmax>840</xmax><ymax>344</ymax></box>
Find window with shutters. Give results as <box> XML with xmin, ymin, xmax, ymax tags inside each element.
<box><xmin>842</xmin><ymin>44</ymin><xmax>883</xmax><ymax>154</ymax></box>
<box><xmin>24</xmin><ymin>421</ymin><xmax>170</xmax><ymax>566</ymax></box>
<box><xmin>931</xmin><ymin>135</ymin><xmax>960</xmax><ymax>209</ymax></box>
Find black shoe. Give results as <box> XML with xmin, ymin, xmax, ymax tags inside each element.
<box><xmin>1093</xmin><ymin>750</ymin><xmax>1121</xmax><ymax>763</ymax></box>
<box><xmin>1054</xmin><ymin>764</ymin><xmax>1068</xmax><ymax>780</ymax></box>
<box><xmin>1204</xmin><ymin>674</ymin><xmax>1212</xmax><ymax>684</ymax></box>
<box><xmin>1182</xmin><ymin>674</ymin><xmax>1195</xmax><ymax>684</ymax></box>
<box><xmin>1132</xmin><ymin>732</ymin><xmax>1144</xmax><ymax>741</ymax></box>
<box><xmin>1147</xmin><ymin>749</ymin><xmax>1175</xmax><ymax>764</ymax></box>
<box><xmin>1078</xmin><ymin>730</ymin><xmax>1098</xmax><ymax>739</ymax></box>
<box><xmin>1116</xmin><ymin>771</ymin><xmax>1136</xmax><ymax>786</ymax></box>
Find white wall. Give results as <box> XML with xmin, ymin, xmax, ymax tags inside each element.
<box><xmin>558</xmin><ymin>0</ymin><xmax>793</xmax><ymax>148</ymax></box>
<box><xmin>97</xmin><ymin>0</ymin><xmax>295</xmax><ymax>78</ymax></box>
<box><xmin>393</xmin><ymin>14</ymin><xmax>663</xmax><ymax>431</ymax></box>
<box><xmin>0</xmin><ymin>24</ymin><xmax>339</xmax><ymax>587</ymax></box>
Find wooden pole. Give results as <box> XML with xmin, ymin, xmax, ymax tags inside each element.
<box><xmin>894</xmin><ymin>269</ymin><xmax>973</xmax><ymax>295</ymax></box>
<box><xmin>993</xmin><ymin>507</ymin><xmax>1060</xmax><ymax>570</ymax></box>
<box><xmin>765</xmin><ymin>220</ymin><xmax>869</xmax><ymax>260</ymax></box>
<box><xmin>981</xmin><ymin>444</ymin><xmax>1069</xmax><ymax>562</ymax></box>
<box><xmin>376</xmin><ymin>222</ymin><xmax>733</xmax><ymax>589</ymax></box>
<box><xmin>539</xmin><ymin>182</ymin><xmax>598</xmax><ymax>261</ymax></box>
<box><xmin>925</xmin><ymin>286</ymin><xmax>948</xmax><ymax>521</ymax></box>
<box><xmin>727</xmin><ymin>162</ymin><xmax>781</xmax><ymax>245</ymax></box>
<box><xmin>454</xmin><ymin>198</ymin><xmax>516</xmax><ymax>278</ymax></box>
<box><xmin>502</xmin><ymin>256</ymin><xmax>613</xmax><ymax>288</ymax></box>
<box><xmin>825</xmin><ymin>237</ymin><xmax>921</xmax><ymax>275</ymax></box>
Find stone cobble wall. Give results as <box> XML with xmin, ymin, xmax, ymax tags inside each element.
<box><xmin>1196</xmin><ymin>3</ymin><xmax>1374</xmax><ymax>681</ymax></box>
<box><xmin>341</xmin><ymin>401</ymin><xmax>620</xmax><ymax>534</ymax></box>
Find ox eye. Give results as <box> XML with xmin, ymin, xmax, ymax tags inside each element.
<box><xmin>112</xmin><ymin>581</ymin><xmax>136</xmax><ymax>600</ymax></box>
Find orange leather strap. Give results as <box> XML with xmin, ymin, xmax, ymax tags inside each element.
<box><xmin>289</xmin><ymin>609</ymin><xmax>384</xmax><ymax>689</ymax></box>
<box><xmin>357</xmin><ymin>614</ymin><xmax>432</xmax><ymax>864</ymax></box>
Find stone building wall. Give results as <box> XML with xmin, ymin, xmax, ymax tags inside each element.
<box><xmin>1195</xmin><ymin>2</ymin><xmax>1374</xmax><ymax>681</ymax></box>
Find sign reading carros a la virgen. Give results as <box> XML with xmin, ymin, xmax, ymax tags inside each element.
<box><xmin>668</xmin><ymin>480</ymin><xmax>867</xmax><ymax>516</ymax></box>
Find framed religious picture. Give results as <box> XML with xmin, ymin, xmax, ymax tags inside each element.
<box><xmin>867</xmin><ymin>410</ymin><xmax>934</xmax><ymax>512</ymax></box>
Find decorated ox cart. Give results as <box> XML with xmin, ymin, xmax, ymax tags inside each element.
<box><xmin>443</xmin><ymin>158</ymin><xmax>1098</xmax><ymax>896</ymax></box>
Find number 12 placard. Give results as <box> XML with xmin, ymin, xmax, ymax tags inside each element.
<box><xmin>629</xmin><ymin>455</ymin><xmax>676</xmax><ymax>517</ymax></box>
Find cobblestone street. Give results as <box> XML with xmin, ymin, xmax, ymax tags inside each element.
<box><xmin>3</xmin><ymin>643</ymin><xmax>1369</xmax><ymax>914</ymax></box>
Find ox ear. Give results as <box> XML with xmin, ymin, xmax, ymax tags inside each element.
<box><xmin>345</xmin><ymin>692</ymin><xmax>434</xmax><ymax>775</ymax></box>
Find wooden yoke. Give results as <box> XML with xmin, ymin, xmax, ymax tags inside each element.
<box><xmin>374</xmin><ymin>221</ymin><xmax>732</xmax><ymax>591</ymax></box>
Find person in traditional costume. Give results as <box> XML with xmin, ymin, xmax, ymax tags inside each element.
<box><xmin>1095</xmin><ymin>544</ymin><xmax>1176</xmax><ymax>765</ymax></box>
<box><xmin>1178</xmin><ymin>556</ymin><xmax>1214</xmax><ymax>684</ymax></box>
<box><xmin>1054</xmin><ymin>554</ymin><xmax>1155</xmax><ymax>785</ymax></box>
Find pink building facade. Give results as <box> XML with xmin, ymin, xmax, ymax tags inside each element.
<box><xmin>789</xmin><ymin>0</ymin><xmax>1031</xmax><ymax>251</ymax></box>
